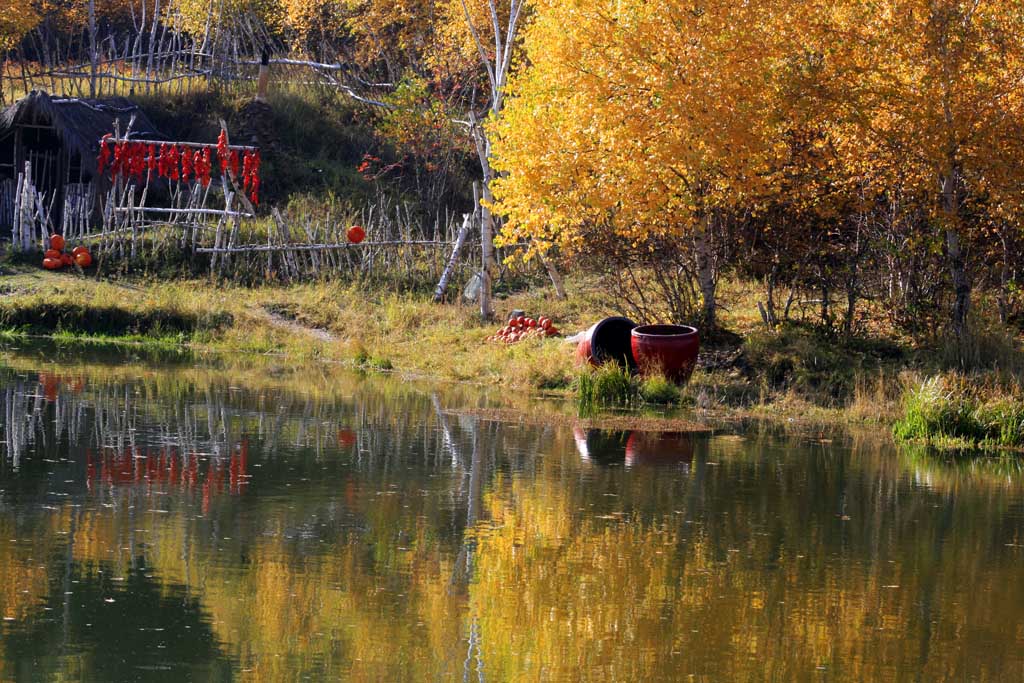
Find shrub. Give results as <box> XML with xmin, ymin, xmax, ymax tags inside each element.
<box><xmin>639</xmin><ymin>374</ymin><xmax>681</xmax><ymax>405</ymax></box>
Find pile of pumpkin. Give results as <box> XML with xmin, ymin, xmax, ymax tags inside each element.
<box><xmin>487</xmin><ymin>314</ymin><xmax>560</xmax><ymax>344</ymax></box>
<box><xmin>41</xmin><ymin>234</ymin><xmax>92</xmax><ymax>271</ymax></box>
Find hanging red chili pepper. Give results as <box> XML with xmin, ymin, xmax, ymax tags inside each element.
<box><xmin>181</xmin><ymin>145</ymin><xmax>193</xmax><ymax>182</ymax></box>
<box><xmin>216</xmin><ymin>131</ymin><xmax>229</xmax><ymax>175</ymax></box>
<box><xmin>167</xmin><ymin>145</ymin><xmax>180</xmax><ymax>181</ymax></box>
<box><xmin>146</xmin><ymin>144</ymin><xmax>158</xmax><ymax>180</ymax></box>
<box><xmin>248</xmin><ymin>150</ymin><xmax>261</xmax><ymax>205</ymax></box>
<box><xmin>111</xmin><ymin>141</ymin><xmax>127</xmax><ymax>179</ymax></box>
<box><xmin>197</xmin><ymin>148</ymin><xmax>212</xmax><ymax>188</ymax></box>
<box><xmin>97</xmin><ymin>134</ymin><xmax>112</xmax><ymax>176</ymax></box>
<box><xmin>133</xmin><ymin>143</ymin><xmax>147</xmax><ymax>181</ymax></box>
<box><xmin>241</xmin><ymin>151</ymin><xmax>252</xmax><ymax>191</ymax></box>
<box><xmin>157</xmin><ymin>144</ymin><xmax>170</xmax><ymax>178</ymax></box>
<box><xmin>229</xmin><ymin>150</ymin><xmax>240</xmax><ymax>179</ymax></box>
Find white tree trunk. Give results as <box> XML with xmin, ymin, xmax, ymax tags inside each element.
<box><xmin>88</xmin><ymin>0</ymin><xmax>98</xmax><ymax>98</ymax></box>
<box><xmin>458</xmin><ymin>0</ymin><xmax>525</xmax><ymax>320</ymax></box>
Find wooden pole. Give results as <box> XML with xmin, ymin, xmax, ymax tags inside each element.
<box><xmin>434</xmin><ymin>212</ymin><xmax>473</xmax><ymax>303</ymax></box>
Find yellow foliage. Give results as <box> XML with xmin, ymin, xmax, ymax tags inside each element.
<box><xmin>172</xmin><ymin>0</ymin><xmax>285</xmax><ymax>39</ymax></box>
<box><xmin>489</xmin><ymin>0</ymin><xmax>794</xmax><ymax>254</ymax></box>
<box><xmin>0</xmin><ymin>0</ymin><xmax>39</xmax><ymax>51</ymax></box>
<box><xmin>490</xmin><ymin>0</ymin><xmax>1024</xmax><ymax>258</ymax></box>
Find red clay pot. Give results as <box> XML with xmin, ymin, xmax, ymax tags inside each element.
<box><xmin>630</xmin><ymin>324</ymin><xmax>699</xmax><ymax>383</ymax></box>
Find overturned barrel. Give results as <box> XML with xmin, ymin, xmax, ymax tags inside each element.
<box><xmin>576</xmin><ymin>316</ymin><xmax>638</xmax><ymax>370</ymax></box>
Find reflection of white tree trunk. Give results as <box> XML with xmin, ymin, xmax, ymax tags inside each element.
<box><xmin>448</xmin><ymin>419</ymin><xmax>487</xmax><ymax>590</ymax></box>
<box><xmin>61</xmin><ymin>508</ymin><xmax>79</xmax><ymax>650</ymax></box>
<box><xmin>462</xmin><ymin>421</ymin><xmax>487</xmax><ymax>682</ymax></box>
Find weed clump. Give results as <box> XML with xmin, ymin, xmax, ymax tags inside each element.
<box><xmin>575</xmin><ymin>363</ymin><xmax>638</xmax><ymax>413</ymax></box>
<box><xmin>575</xmin><ymin>364</ymin><xmax>691</xmax><ymax>412</ymax></box>
<box><xmin>893</xmin><ymin>375</ymin><xmax>1024</xmax><ymax>449</ymax></box>
<box><xmin>639</xmin><ymin>374</ymin><xmax>681</xmax><ymax>405</ymax></box>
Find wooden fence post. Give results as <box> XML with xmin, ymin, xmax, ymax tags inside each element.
<box><xmin>433</xmin><ymin>212</ymin><xmax>473</xmax><ymax>303</ymax></box>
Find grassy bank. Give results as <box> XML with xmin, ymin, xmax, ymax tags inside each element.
<box><xmin>893</xmin><ymin>375</ymin><xmax>1024</xmax><ymax>450</ymax></box>
<box><xmin>0</xmin><ymin>266</ymin><xmax>1021</xmax><ymax>439</ymax></box>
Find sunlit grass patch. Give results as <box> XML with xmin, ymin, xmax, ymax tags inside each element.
<box><xmin>894</xmin><ymin>375</ymin><xmax>1024</xmax><ymax>450</ymax></box>
<box><xmin>638</xmin><ymin>374</ymin><xmax>682</xmax><ymax>405</ymax></box>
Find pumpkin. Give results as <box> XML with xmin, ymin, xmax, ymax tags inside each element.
<box><xmin>74</xmin><ymin>251</ymin><xmax>93</xmax><ymax>267</ymax></box>
<box><xmin>347</xmin><ymin>225</ymin><xmax>366</xmax><ymax>244</ymax></box>
<box><xmin>44</xmin><ymin>249</ymin><xmax>61</xmax><ymax>260</ymax></box>
<box><xmin>60</xmin><ymin>253</ymin><xmax>73</xmax><ymax>266</ymax></box>
<box><xmin>42</xmin><ymin>257</ymin><xmax>61</xmax><ymax>270</ymax></box>
<box><xmin>50</xmin><ymin>234</ymin><xmax>65</xmax><ymax>251</ymax></box>
<box><xmin>72</xmin><ymin>246</ymin><xmax>89</xmax><ymax>257</ymax></box>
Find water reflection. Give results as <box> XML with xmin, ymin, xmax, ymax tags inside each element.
<box><xmin>0</xmin><ymin>351</ymin><xmax>1021</xmax><ymax>681</ymax></box>
<box><xmin>574</xmin><ymin>428</ymin><xmax>695</xmax><ymax>468</ymax></box>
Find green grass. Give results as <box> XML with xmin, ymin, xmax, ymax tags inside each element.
<box><xmin>574</xmin><ymin>363</ymin><xmax>638</xmax><ymax>414</ymax></box>
<box><xmin>893</xmin><ymin>375</ymin><xmax>1024</xmax><ymax>449</ymax></box>
<box><xmin>574</xmin><ymin>365</ymin><xmax>689</xmax><ymax>413</ymax></box>
<box><xmin>0</xmin><ymin>299</ymin><xmax>232</xmax><ymax>341</ymax></box>
<box><xmin>639</xmin><ymin>374</ymin><xmax>682</xmax><ymax>405</ymax></box>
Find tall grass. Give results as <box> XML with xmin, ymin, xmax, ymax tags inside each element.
<box><xmin>937</xmin><ymin>325</ymin><xmax>1022</xmax><ymax>373</ymax></box>
<box><xmin>574</xmin><ymin>365</ymin><xmax>687</xmax><ymax>414</ymax></box>
<box><xmin>893</xmin><ymin>375</ymin><xmax>1024</xmax><ymax>449</ymax></box>
<box><xmin>575</xmin><ymin>363</ymin><xmax>637</xmax><ymax>414</ymax></box>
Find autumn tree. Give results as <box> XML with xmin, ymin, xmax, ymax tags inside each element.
<box><xmin>825</xmin><ymin>0</ymin><xmax>1024</xmax><ymax>339</ymax></box>
<box><xmin>490</xmin><ymin>0</ymin><xmax>800</xmax><ymax>327</ymax></box>
<box><xmin>0</xmin><ymin>2</ymin><xmax>38</xmax><ymax>52</ymax></box>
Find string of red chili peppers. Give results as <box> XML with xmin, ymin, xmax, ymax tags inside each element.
<box><xmin>97</xmin><ymin>134</ymin><xmax>260</xmax><ymax>205</ymax></box>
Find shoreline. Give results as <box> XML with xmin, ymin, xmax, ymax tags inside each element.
<box><xmin>0</xmin><ymin>268</ymin><xmax>1020</xmax><ymax>451</ymax></box>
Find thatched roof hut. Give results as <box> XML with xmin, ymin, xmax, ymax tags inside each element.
<box><xmin>0</xmin><ymin>91</ymin><xmax>163</xmax><ymax>231</ymax></box>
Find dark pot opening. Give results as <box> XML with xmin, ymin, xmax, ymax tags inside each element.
<box><xmin>590</xmin><ymin>316</ymin><xmax>638</xmax><ymax>369</ymax></box>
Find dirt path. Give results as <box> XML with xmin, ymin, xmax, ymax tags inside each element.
<box><xmin>256</xmin><ymin>305</ymin><xmax>337</xmax><ymax>343</ymax></box>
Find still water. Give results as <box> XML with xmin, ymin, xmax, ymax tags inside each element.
<box><xmin>0</xmin><ymin>347</ymin><xmax>1022</xmax><ymax>681</ymax></box>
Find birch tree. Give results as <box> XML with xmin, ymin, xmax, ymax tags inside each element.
<box><xmin>451</xmin><ymin>0</ymin><xmax>526</xmax><ymax>319</ymax></box>
<box><xmin>489</xmin><ymin>0</ymin><xmax>793</xmax><ymax>327</ymax></box>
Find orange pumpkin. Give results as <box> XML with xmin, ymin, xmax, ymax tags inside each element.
<box><xmin>60</xmin><ymin>253</ymin><xmax>73</xmax><ymax>266</ymax></box>
<box><xmin>49</xmin><ymin>234</ymin><xmax>65</xmax><ymax>251</ymax></box>
<box><xmin>42</xmin><ymin>257</ymin><xmax>61</xmax><ymax>270</ymax></box>
<box><xmin>44</xmin><ymin>249</ymin><xmax>61</xmax><ymax>260</ymax></box>
<box><xmin>72</xmin><ymin>246</ymin><xmax>89</xmax><ymax>257</ymax></box>
<box><xmin>347</xmin><ymin>225</ymin><xmax>366</xmax><ymax>244</ymax></box>
<box><xmin>74</xmin><ymin>251</ymin><xmax>93</xmax><ymax>267</ymax></box>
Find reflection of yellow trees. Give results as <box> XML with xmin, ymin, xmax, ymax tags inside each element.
<box><xmin>0</xmin><ymin>517</ymin><xmax>57</xmax><ymax>621</ymax></box>
<box><xmin>59</xmin><ymin>491</ymin><xmax>468</xmax><ymax>681</ymax></box>
<box><xmin>468</xmin><ymin>464</ymin><xmax>1024</xmax><ymax>682</ymax></box>
<box><xmin>6</xmin><ymin>442</ymin><xmax>1024</xmax><ymax>681</ymax></box>
<box><xmin>5</xmin><ymin>350</ymin><xmax>1024</xmax><ymax>681</ymax></box>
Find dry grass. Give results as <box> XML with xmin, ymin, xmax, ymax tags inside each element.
<box><xmin>1</xmin><ymin>267</ymin><xmax>1020</xmax><ymax>432</ymax></box>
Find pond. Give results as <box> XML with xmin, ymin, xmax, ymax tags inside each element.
<box><xmin>0</xmin><ymin>346</ymin><xmax>1022</xmax><ymax>681</ymax></box>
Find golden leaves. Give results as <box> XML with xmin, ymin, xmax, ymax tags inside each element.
<box><xmin>491</xmin><ymin>0</ymin><xmax>1024</xmax><ymax>251</ymax></box>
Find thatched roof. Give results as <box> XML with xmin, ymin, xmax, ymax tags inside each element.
<box><xmin>0</xmin><ymin>91</ymin><xmax>162</xmax><ymax>159</ymax></box>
